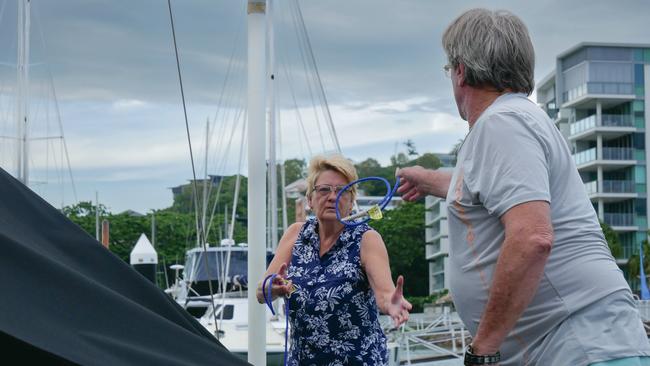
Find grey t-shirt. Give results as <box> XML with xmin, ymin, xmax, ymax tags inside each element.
<box><xmin>446</xmin><ymin>93</ymin><xmax>650</xmax><ymax>365</ymax></box>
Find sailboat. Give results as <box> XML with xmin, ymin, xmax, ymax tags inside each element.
<box><xmin>165</xmin><ymin>240</ymin><xmax>287</xmax><ymax>365</ymax></box>
<box><xmin>0</xmin><ymin>0</ymin><xmax>77</xmax><ymax>208</ymax></box>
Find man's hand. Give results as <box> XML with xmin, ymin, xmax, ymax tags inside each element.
<box><xmin>396</xmin><ymin>166</ymin><xmax>452</xmax><ymax>200</ymax></box>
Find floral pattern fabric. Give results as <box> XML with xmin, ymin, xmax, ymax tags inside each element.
<box><xmin>286</xmin><ymin>218</ymin><xmax>387</xmax><ymax>365</ymax></box>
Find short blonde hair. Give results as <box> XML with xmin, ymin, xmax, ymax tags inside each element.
<box><xmin>306</xmin><ymin>154</ymin><xmax>358</xmax><ymax>199</ymax></box>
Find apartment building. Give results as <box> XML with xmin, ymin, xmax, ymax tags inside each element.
<box><xmin>537</xmin><ymin>43</ymin><xmax>650</xmax><ymax>289</ymax></box>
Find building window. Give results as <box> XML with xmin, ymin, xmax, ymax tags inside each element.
<box><xmin>587</xmin><ymin>47</ymin><xmax>633</xmax><ymax>62</ymax></box>
<box><xmin>634</xmin><ymin>101</ymin><xmax>645</xmax><ymax>113</ymax></box>
<box><xmin>635</xmin><ymin>64</ymin><xmax>645</xmax><ymax>85</ymax></box>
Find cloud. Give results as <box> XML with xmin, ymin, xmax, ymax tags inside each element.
<box><xmin>112</xmin><ymin>99</ymin><xmax>148</xmax><ymax>110</ymax></box>
<box><xmin>1</xmin><ymin>0</ymin><xmax>649</xmax><ymax>212</ymax></box>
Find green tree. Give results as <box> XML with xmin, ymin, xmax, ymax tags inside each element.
<box><xmin>600</xmin><ymin>221</ymin><xmax>623</xmax><ymax>258</ymax></box>
<box><xmin>283</xmin><ymin>158</ymin><xmax>306</xmax><ymax>184</ymax></box>
<box><xmin>62</xmin><ymin>201</ymin><xmax>109</xmax><ymax>237</ymax></box>
<box><xmin>390</xmin><ymin>152</ymin><xmax>409</xmax><ymax>167</ymax></box>
<box><xmin>371</xmin><ymin>202</ymin><xmax>428</xmax><ymax>297</ymax></box>
<box><xmin>410</xmin><ymin>152</ymin><xmax>442</xmax><ymax>170</ymax></box>
<box><xmin>628</xmin><ymin>240</ymin><xmax>650</xmax><ymax>281</ymax></box>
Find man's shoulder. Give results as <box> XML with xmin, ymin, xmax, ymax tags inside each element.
<box><xmin>477</xmin><ymin>96</ymin><xmax>550</xmax><ymax>135</ymax></box>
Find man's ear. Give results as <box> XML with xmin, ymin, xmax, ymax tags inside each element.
<box><xmin>456</xmin><ymin>63</ymin><xmax>466</xmax><ymax>87</ymax></box>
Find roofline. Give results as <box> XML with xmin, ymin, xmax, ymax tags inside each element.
<box><xmin>537</xmin><ymin>70</ymin><xmax>556</xmax><ymax>89</ymax></box>
<box><xmin>557</xmin><ymin>42</ymin><xmax>650</xmax><ymax>59</ymax></box>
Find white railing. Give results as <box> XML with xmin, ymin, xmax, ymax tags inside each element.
<box><xmin>382</xmin><ymin>309</ymin><xmax>470</xmax><ymax>365</ymax></box>
<box><xmin>602</xmin><ymin>147</ymin><xmax>633</xmax><ymax>160</ymax></box>
<box><xmin>573</xmin><ymin>148</ymin><xmax>596</xmax><ymax>165</ymax></box>
<box><xmin>570</xmin><ymin>114</ymin><xmax>633</xmax><ymax>136</ymax></box>
<box><xmin>584</xmin><ymin>180</ymin><xmax>635</xmax><ymax>194</ymax></box>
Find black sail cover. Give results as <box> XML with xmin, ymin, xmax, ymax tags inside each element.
<box><xmin>0</xmin><ymin>168</ymin><xmax>250</xmax><ymax>366</ymax></box>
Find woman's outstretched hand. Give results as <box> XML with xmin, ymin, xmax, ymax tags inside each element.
<box><xmin>388</xmin><ymin>275</ymin><xmax>412</xmax><ymax>327</ymax></box>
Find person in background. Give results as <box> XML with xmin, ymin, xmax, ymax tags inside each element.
<box><xmin>398</xmin><ymin>8</ymin><xmax>650</xmax><ymax>366</ymax></box>
<box><xmin>257</xmin><ymin>154</ymin><xmax>412</xmax><ymax>365</ymax></box>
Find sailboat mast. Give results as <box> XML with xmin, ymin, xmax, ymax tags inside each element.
<box><xmin>16</xmin><ymin>0</ymin><xmax>31</xmax><ymax>185</ymax></box>
<box><xmin>247</xmin><ymin>1</ymin><xmax>267</xmax><ymax>364</ymax></box>
<box><xmin>201</xmin><ymin>119</ymin><xmax>210</xmax><ymax>244</ymax></box>
<box><xmin>268</xmin><ymin>0</ymin><xmax>279</xmax><ymax>252</ymax></box>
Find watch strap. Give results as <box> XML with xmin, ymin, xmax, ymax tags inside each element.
<box><xmin>464</xmin><ymin>345</ymin><xmax>500</xmax><ymax>365</ymax></box>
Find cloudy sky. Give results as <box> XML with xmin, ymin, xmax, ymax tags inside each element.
<box><xmin>0</xmin><ymin>0</ymin><xmax>648</xmax><ymax>213</ymax></box>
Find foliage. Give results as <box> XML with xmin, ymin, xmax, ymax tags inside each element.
<box><xmin>283</xmin><ymin>158</ymin><xmax>307</xmax><ymax>184</ymax></box>
<box><xmin>628</xmin><ymin>240</ymin><xmax>650</xmax><ymax>281</ymax></box>
<box><xmin>63</xmin><ymin>152</ymin><xmax>442</xmax><ymax>292</ymax></box>
<box><xmin>64</xmin><ymin>203</ymin><xmax>200</xmax><ymax>271</ymax></box>
<box><xmin>600</xmin><ymin>221</ymin><xmax>623</xmax><ymax>258</ymax></box>
<box><xmin>409</xmin><ymin>153</ymin><xmax>441</xmax><ymax>170</ymax></box>
<box><xmin>406</xmin><ymin>290</ymin><xmax>449</xmax><ymax>313</ymax></box>
<box><xmin>371</xmin><ymin>202</ymin><xmax>428</xmax><ymax>297</ymax></box>
<box><xmin>354</xmin><ymin>151</ymin><xmax>441</xmax><ymax>196</ymax></box>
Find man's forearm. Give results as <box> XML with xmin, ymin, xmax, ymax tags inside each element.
<box><xmin>471</xmin><ymin>235</ymin><xmax>551</xmax><ymax>353</ymax></box>
<box><xmin>427</xmin><ymin>170</ymin><xmax>452</xmax><ymax>198</ymax></box>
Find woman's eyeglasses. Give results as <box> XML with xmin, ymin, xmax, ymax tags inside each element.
<box><xmin>313</xmin><ymin>184</ymin><xmax>350</xmax><ymax>197</ymax></box>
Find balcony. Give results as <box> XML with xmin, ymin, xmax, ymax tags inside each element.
<box><xmin>562</xmin><ymin>82</ymin><xmax>635</xmax><ymax>109</ymax></box>
<box><xmin>425</xmin><ymin>243</ymin><xmax>439</xmax><ymax>260</ymax></box>
<box><xmin>425</xmin><ymin>211</ymin><xmax>434</xmax><ymax>226</ymax></box>
<box><xmin>588</xmin><ymin>82</ymin><xmax>634</xmax><ymax>95</ymax></box>
<box><xmin>425</xmin><ymin>196</ymin><xmax>435</xmax><ymax>210</ymax></box>
<box><xmin>425</xmin><ymin>227</ymin><xmax>435</xmax><ymax>243</ymax></box>
<box><xmin>573</xmin><ymin>148</ymin><xmax>596</xmax><ymax>165</ymax></box>
<box><xmin>602</xmin><ymin>147</ymin><xmax>633</xmax><ymax>160</ymax></box>
<box><xmin>584</xmin><ymin>180</ymin><xmax>636</xmax><ymax>202</ymax></box>
<box><xmin>602</xmin><ymin>180</ymin><xmax>635</xmax><ymax>193</ymax></box>
<box><xmin>569</xmin><ymin>114</ymin><xmax>634</xmax><ymax>138</ymax></box>
<box><xmin>426</xmin><ymin>238</ymin><xmax>449</xmax><ymax>260</ymax></box>
<box><xmin>429</xmin><ymin>221</ymin><xmax>448</xmax><ymax>240</ymax></box>
<box><xmin>573</xmin><ymin>147</ymin><xmax>635</xmax><ymax>170</ymax></box>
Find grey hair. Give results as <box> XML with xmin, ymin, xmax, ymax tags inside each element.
<box><xmin>442</xmin><ymin>8</ymin><xmax>535</xmax><ymax>95</ymax></box>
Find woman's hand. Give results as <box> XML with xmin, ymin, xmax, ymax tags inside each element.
<box><xmin>387</xmin><ymin>275</ymin><xmax>412</xmax><ymax>327</ymax></box>
<box><xmin>257</xmin><ymin>263</ymin><xmax>293</xmax><ymax>304</ymax></box>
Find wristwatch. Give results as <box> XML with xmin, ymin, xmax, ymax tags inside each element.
<box><xmin>464</xmin><ymin>344</ymin><xmax>500</xmax><ymax>365</ymax></box>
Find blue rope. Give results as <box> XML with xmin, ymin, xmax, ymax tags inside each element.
<box><xmin>262</xmin><ymin>273</ymin><xmax>291</xmax><ymax>366</ymax></box>
<box><xmin>335</xmin><ymin>176</ymin><xmax>400</xmax><ymax>227</ymax></box>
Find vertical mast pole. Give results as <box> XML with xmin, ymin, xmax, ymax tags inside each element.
<box><xmin>16</xmin><ymin>0</ymin><xmax>31</xmax><ymax>184</ymax></box>
<box><xmin>267</xmin><ymin>0</ymin><xmax>278</xmax><ymax>251</ymax></box>
<box><xmin>247</xmin><ymin>1</ymin><xmax>267</xmax><ymax>364</ymax></box>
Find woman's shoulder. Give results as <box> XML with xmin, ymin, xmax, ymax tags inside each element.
<box><xmin>288</xmin><ymin>221</ymin><xmax>306</xmax><ymax>233</ymax></box>
<box><xmin>360</xmin><ymin>228</ymin><xmax>382</xmax><ymax>242</ymax></box>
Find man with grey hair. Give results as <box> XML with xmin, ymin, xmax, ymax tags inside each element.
<box><xmin>398</xmin><ymin>8</ymin><xmax>650</xmax><ymax>366</ymax></box>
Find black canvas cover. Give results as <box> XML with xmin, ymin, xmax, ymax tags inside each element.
<box><xmin>0</xmin><ymin>168</ymin><xmax>250</xmax><ymax>366</ymax></box>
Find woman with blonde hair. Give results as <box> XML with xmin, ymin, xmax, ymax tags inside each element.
<box><xmin>257</xmin><ymin>154</ymin><xmax>411</xmax><ymax>365</ymax></box>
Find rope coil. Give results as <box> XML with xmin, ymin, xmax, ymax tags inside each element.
<box><xmin>262</xmin><ymin>273</ymin><xmax>293</xmax><ymax>366</ymax></box>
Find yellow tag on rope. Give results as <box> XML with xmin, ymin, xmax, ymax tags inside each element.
<box><xmin>280</xmin><ymin>278</ymin><xmax>297</xmax><ymax>295</ymax></box>
<box><xmin>367</xmin><ymin>204</ymin><xmax>383</xmax><ymax>220</ymax></box>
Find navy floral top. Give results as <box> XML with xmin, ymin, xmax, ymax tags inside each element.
<box><xmin>286</xmin><ymin>217</ymin><xmax>388</xmax><ymax>365</ymax></box>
